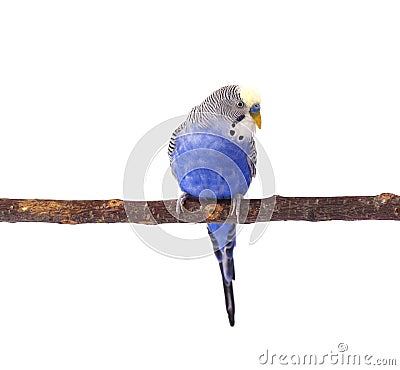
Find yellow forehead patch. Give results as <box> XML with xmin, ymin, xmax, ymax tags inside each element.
<box><xmin>239</xmin><ymin>86</ymin><xmax>261</xmax><ymax>107</ymax></box>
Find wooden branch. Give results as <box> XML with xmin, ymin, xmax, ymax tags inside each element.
<box><xmin>0</xmin><ymin>193</ymin><xmax>399</xmax><ymax>225</ymax></box>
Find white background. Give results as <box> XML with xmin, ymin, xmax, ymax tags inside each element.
<box><xmin>1</xmin><ymin>0</ymin><xmax>399</xmax><ymax>369</ymax></box>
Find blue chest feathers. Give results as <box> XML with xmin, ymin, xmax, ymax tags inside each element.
<box><xmin>171</xmin><ymin>133</ymin><xmax>252</xmax><ymax>198</ymax></box>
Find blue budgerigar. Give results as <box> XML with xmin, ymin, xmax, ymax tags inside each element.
<box><xmin>168</xmin><ymin>85</ymin><xmax>261</xmax><ymax>326</ymax></box>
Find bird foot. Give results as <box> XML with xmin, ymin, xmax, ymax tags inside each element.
<box><xmin>230</xmin><ymin>194</ymin><xmax>244</xmax><ymax>223</ymax></box>
<box><xmin>176</xmin><ymin>192</ymin><xmax>190</xmax><ymax>215</ymax></box>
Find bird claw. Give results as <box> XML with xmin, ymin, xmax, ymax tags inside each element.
<box><xmin>176</xmin><ymin>192</ymin><xmax>190</xmax><ymax>215</ymax></box>
<box><xmin>230</xmin><ymin>194</ymin><xmax>244</xmax><ymax>223</ymax></box>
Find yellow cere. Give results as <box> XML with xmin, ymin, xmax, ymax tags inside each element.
<box><xmin>238</xmin><ymin>86</ymin><xmax>261</xmax><ymax>107</ymax></box>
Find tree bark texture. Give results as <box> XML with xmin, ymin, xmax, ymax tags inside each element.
<box><xmin>0</xmin><ymin>193</ymin><xmax>399</xmax><ymax>225</ymax></box>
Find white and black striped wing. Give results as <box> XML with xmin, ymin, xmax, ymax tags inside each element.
<box><xmin>168</xmin><ymin>120</ymin><xmax>188</xmax><ymax>162</ymax></box>
<box><xmin>247</xmin><ymin>137</ymin><xmax>257</xmax><ymax>178</ymax></box>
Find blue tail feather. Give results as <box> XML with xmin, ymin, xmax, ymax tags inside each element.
<box><xmin>207</xmin><ymin>223</ymin><xmax>236</xmax><ymax>326</ymax></box>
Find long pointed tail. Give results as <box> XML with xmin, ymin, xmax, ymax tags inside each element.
<box><xmin>207</xmin><ymin>223</ymin><xmax>236</xmax><ymax>326</ymax></box>
<box><xmin>222</xmin><ymin>278</ymin><xmax>235</xmax><ymax>326</ymax></box>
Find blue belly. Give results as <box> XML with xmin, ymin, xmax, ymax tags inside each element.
<box><xmin>171</xmin><ymin>133</ymin><xmax>251</xmax><ymax>198</ymax></box>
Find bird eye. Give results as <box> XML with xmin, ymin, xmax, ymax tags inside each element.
<box><xmin>236</xmin><ymin>101</ymin><xmax>244</xmax><ymax>108</ymax></box>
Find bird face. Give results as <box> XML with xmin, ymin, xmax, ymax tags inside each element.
<box><xmin>192</xmin><ymin>85</ymin><xmax>261</xmax><ymax>131</ymax></box>
<box><xmin>249</xmin><ymin>103</ymin><xmax>261</xmax><ymax>129</ymax></box>
<box><xmin>239</xmin><ymin>86</ymin><xmax>262</xmax><ymax>129</ymax></box>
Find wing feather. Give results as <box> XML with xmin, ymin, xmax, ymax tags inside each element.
<box><xmin>247</xmin><ymin>136</ymin><xmax>257</xmax><ymax>178</ymax></box>
<box><xmin>168</xmin><ymin>120</ymin><xmax>187</xmax><ymax>162</ymax></box>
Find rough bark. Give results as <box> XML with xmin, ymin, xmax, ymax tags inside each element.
<box><xmin>0</xmin><ymin>193</ymin><xmax>399</xmax><ymax>225</ymax></box>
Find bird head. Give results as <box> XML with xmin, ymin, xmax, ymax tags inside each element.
<box><xmin>192</xmin><ymin>85</ymin><xmax>262</xmax><ymax>131</ymax></box>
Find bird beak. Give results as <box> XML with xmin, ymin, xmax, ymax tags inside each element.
<box><xmin>250</xmin><ymin>111</ymin><xmax>262</xmax><ymax>129</ymax></box>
